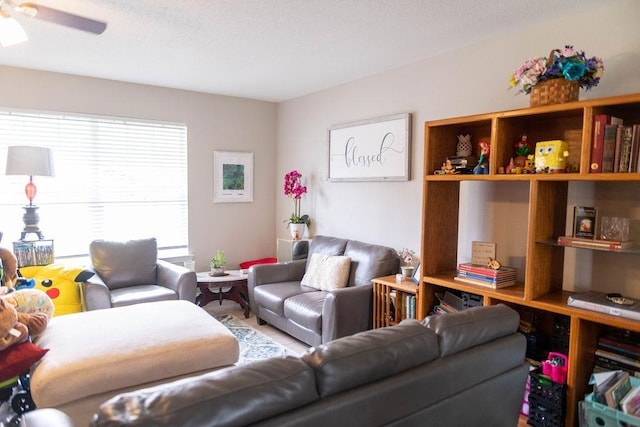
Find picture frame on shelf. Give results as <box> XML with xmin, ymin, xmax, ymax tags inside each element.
<box><xmin>328</xmin><ymin>113</ymin><xmax>411</xmax><ymax>182</ymax></box>
<box><xmin>213</xmin><ymin>151</ymin><xmax>254</xmax><ymax>203</ymax></box>
<box><xmin>412</xmin><ymin>262</ymin><xmax>420</xmax><ymax>284</ymax></box>
<box><xmin>573</xmin><ymin>206</ymin><xmax>598</xmax><ymax>239</ymax></box>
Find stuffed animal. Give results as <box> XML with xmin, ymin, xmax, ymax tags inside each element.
<box><xmin>0</xmin><ymin>247</ymin><xmax>18</xmax><ymax>287</ymax></box>
<box><xmin>1</xmin><ymin>288</ymin><xmax>54</xmax><ymax>321</ymax></box>
<box><xmin>19</xmin><ymin>264</ymin><xmax>94</xmax><ymax>316</ymax></box>
<box><xmin>0</xmin><ymin>298</ymin><xmax>28</xmax><ymax>352</ymax></box>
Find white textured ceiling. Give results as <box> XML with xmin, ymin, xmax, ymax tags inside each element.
<box><xmin>0</xmin><ymin>0</ymin><xmax>605</xmax><ymax>102</ymax></box>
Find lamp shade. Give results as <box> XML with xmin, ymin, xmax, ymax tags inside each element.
<box><xmin>5</xmin><ymin>146</ymin><xmax>54</xmax><ymax>177</ymax></box>
<box><xmin>0</xmin><ymin>10</ymin><xmax>28</xmax><ymax>47</ymax></box>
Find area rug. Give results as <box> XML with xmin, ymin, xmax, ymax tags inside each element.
<box><xmin>214</xmin><ymin>314</ymin><xmax>294</xmax><ymax>365</ymax></box>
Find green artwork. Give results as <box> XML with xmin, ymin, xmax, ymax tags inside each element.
<box><xmin>223</xmin><ymin>164</ymin><xmax>245</xmax><ymax>190</ymax></box>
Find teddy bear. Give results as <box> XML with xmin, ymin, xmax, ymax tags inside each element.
<box><xmin>0</xmin><ymin>247</ymin><xmax>18</xmax><ymax>287</ymax></box>
<box><xmin>0</xmin><ymin>297</ymin><xmax>49</xmax><ymax>349</ymax></box>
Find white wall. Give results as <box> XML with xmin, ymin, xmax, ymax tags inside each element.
<box><xmin>277</xmin><ymin>0</ymin><xmax>640</xmax><ymax>295</ymax></box>
<box><xmin>0</xmin><ymin>66</ymin><xmax>277</xmax><ymax>271</ymax></box>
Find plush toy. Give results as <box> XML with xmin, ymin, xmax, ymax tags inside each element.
<box><xmin>19</xmin><ymin>264</ymin><xmax>94</xmax><ymax>316</ymax></box>
<box><xmin>0</xmin><ymin>298</ymin><xmax>28</xmax><ymax>352</ymax></box>
<box><xmin>0</xmin><ymin>247</ymin><xmax>18</xmax><ymax>287</ymax></box>
<box><xmin>1</xmin><ymin>289</ymin><xmax>54</xmax><ymax>321</ymax></box>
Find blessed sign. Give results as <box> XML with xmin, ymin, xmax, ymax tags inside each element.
<box><xmin>328</xmin><ymin>113</ymin><xmax>411</xmax><ymax>181</ymax></box>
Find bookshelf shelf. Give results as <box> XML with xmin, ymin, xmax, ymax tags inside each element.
<box><xmin>421</xmin><ymin>92</ymin><xmax>640</xmax><ymax>427</ymax></box>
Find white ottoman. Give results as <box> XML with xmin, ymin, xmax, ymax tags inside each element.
<box><xmin>30</xmin><ymin>300</ymin><xmax>239</xmax><ymax>426</ymax></box>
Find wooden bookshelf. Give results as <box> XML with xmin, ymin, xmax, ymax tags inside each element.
<box><xmin>372</xmin><ymin>275</ymin><xmax>423</xmax><ymax>328</ymax></box>
<box><xmin>421</xmin><ymin>93</ymin><xmax>640</xmax><ymax>427</ymax></box>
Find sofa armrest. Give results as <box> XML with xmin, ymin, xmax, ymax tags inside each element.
<box><xmin>321</xmin><ymin>284</ymin><xmax>373</xmax><ymax>343</ymax></box>
<box><xmin>156</xmin><ymin>260</ymin><xmax>197</xmax><ymax>303</ymax></box>
<box><xmin>248</xmin><ymin>260</ymin><xmax>306</xmax><ymax>313</ymax></box>
<box><xmin>82</xmin><ymin>273</ymin><xmax>112</xmax><ymax>311</ymax></box>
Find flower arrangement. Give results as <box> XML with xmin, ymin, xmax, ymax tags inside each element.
<box><xmin>397</xmin><ymin>248</ymin><xmax>416</xmax><ymax>266</ymax></box>
<box><xmin>510</xmin><ymin>45</ymin><xmax>604</xmax><ymax>95</ymax></box>
<box><xmin>283</xmin><ymin>170</ymin><xmax>310</xmax><ymax>227</ymax></box>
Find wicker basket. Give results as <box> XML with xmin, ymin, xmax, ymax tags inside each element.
<box><xmin>529</xmin><ymin>49</ymin><xmax>580</xmax><ymax>107</ymax></box>
<box><xmin>530</xmin><ymin>78</ymin><xmax>579</xmax><ymax>107</ymax></box>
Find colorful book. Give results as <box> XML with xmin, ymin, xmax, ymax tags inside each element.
<box><xmin>453</xmin><ymin>275</ymin><xmax>516</xmax><ymax>289</ymax></box>
<box><xmin>619</xmin><ymin>126</ymin><xmax>634</xmax><ymax>172</ymax></box>
<box><xmin>591</xmin><ymin>114</ymin><xmax>623</xmax><ymax>173</ymax></box>
<box><xmin>456</xmin><ymin>270</ymin><xmax>516</xmax><ymax>283</ymax></box>
<box><xmin>621</xmin><ymin>386</ymin><xmax>640</xmax><ymax>415</ymax></box>
<box><xmin>605</xmin><ymin>371</ymin><xmax>633</xmax><ymax>408</ymax></box>
<box><xmin>602</xmin><ymin>124</ymin><xmax>619</xmax><ymax>173</ymax></box>
<box><xmin>614</xmin><ymin>124</ymin><xmax>624</xmax><ymax>172</ymax></box>
<box><xmin>457</xmin><ymin>263</ymin><xmax>517</xmax><ymax>278</ymax></box>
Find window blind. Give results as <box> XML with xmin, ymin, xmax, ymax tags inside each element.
<box><xmin>0</xmin><ymin>109</ymin><xmax>188</xmax><ymax>258</ymax></box>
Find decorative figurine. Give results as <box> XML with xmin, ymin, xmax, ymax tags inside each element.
<box><xmin>534</xmin><ymin>140</ymin><xmax>569</xmax><ymax>173</ymax></box>
<box><xmin>456</xmin><ymin>134</ymin><xmax>472</xmax><ymax>157</ymax></box>
<box><xmin>473</xmin><ymin>141</ymin><xmax>490</xmax><ymax>174</ymax></box>
<box><xmin>513</xmin><ymin>135</ymin><xmax>531</xmax><ymax>169</ymax></box>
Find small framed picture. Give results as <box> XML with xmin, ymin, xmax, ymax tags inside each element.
<box><xmin>412</xmin><ymin>263</ymin><xmax>421</xmax><ymax>284</ymax></box>
<box><xmin>573</xmin><ymin>206</ymin><xmax>598</xmax><ymax>239</ymax></box>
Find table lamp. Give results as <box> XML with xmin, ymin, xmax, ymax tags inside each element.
<box><xmin>5</xmin><ymin>146</ymin><xmax>54</xmax><ymax>240</ymax></box>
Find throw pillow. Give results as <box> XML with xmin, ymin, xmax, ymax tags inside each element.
<box><xmin>0</xmin><ymin>341</ymin><xmax>49</xmax><ymax>382</ymax></box>
<box><xmin>301</xmin><ymin>254</ymin><xmax>351</xmax><ymax>291</ymax></box>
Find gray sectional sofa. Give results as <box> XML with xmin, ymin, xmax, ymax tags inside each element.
<box><xmin>21</xmin><ymin>304</ymin><xmax>529</xmax><ymax>427</ymax></box>
<box><xmin>248</xmin><ymin>235</ymin><xmax>399</xmax><ymax>346</ymax></box>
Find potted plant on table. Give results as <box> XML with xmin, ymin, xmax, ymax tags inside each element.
<box><xmin>283</xmin><ymin>170</ymin><xmax>310</xmax><ymax>241</ymax></box>
<box><xmin>397</xmin><ymin>248</ymin><xmax>416</xmax><ymax>278</ymax></box>
<box><xmin>209</xmin><ymin>249</ymin><xmax>227</xmax><ymax>277</ymax></box>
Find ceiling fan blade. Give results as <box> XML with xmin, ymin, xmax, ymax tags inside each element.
<box><xmin>18</xmin><ymin>2</ymin><xmax>107</xmax><ymax>34</ymax></box>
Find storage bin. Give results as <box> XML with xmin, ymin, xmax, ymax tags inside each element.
<box><xmin>528</xmin><ymin>369</ymin><xmax>566</xmax><ymax>427</ymax></box>
<box><xmin>12</xmin><ymin>240</ymin><xmax>54</xmax><ymax>267</ymax></box>
<box><xmin>580</xmin><ymin>377</ymin><xmax>640</xmax><ymax>427</ymax></box>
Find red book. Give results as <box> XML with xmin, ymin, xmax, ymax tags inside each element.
<box><xmin>591</xmin><ymin>114</ymin><xmax>623</xmax><ymax>173</ymax></box>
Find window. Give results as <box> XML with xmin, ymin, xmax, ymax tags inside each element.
<box><xmin>0</xmin><ymin>109</ymin><xmax>188</xmax><ymax>258</ymax></box>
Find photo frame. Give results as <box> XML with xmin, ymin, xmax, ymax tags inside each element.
<box><xmin>213</xmin><ymin>151</ymin><xmax>253</xmax><ymax>203</ymax></box>
<box><xmin>412</xmin><ymin>262</ymin><xmax>421</xmax><ymax>284</ymax></box>
<box><xmin>328</xmin><ymin>113</ymin><xmax>411</xmax><ymax>181</ymax></box>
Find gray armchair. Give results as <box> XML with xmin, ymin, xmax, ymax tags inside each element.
<box><xmin>83</xmin><ymin>238</ymin><xmax>196</xmax><ymax>311</ymax></box>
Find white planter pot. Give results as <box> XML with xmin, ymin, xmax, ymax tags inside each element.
<box><xmin>401</xmin><ymin>266</ymin><xmax>415</xmax><ymax>278</ymax></box>
<box><xmin>289</xmin><ymin>223</ymin><xmax>305</xmax><ymax>240</ymax></box>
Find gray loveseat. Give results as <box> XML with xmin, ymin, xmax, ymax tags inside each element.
<box><xmin>248</xmin><ymin>235</ymin><xmax>399</xmax><ymax>346</ymax></box>
<box><xmin>21</xmin><ymin>304</ymin><xmax>529</xmax><ymax>427</ymax></box>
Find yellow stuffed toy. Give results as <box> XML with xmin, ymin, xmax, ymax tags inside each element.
<box><xmin>19</xmin><ymin>264</ymin><xmax>94</xmax><ymax>316</ymax></box>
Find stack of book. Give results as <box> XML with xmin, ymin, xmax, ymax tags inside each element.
<box><xmin>590</xmin><ymin>114</ymin><xmax>640</xmax><ymax>174</ymax></box>
<box><xmin>454</xmin><ymin>263</ymin><xmax>517</xmax><ymax>289</ymax></box>
<box><xmin>594</xmin><ymin>331</ymin><xmax>640</xmax><ymax>378</ymax></box>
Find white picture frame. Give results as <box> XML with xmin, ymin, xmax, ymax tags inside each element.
<box><xmin>213</xmin><ymin>151</ymin><xmax>254</xmax><ymax>203</ymax></box>
<box><xmin>328</xmin><ymin>113</ymin><xmax>411</xmax><ymax>181</ymax></box>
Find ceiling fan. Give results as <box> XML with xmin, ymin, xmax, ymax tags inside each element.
<box><xmin>0</xmin><ymin>0</ymin><xmax>107</xmax><ymax>46</ymax></box>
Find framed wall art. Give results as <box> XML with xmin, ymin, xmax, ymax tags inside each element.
<box><xmin>328</xmin><ymin>113</ymin><xmax>411</xmax><ymax>181</ymax></box>
<box><xmin>213</xmin><ymin>151</ymin><xmax>254</xmax><ymax>203</ymax></box>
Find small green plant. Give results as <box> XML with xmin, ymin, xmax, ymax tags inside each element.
<box><xmin>210</xmin><ymin>249</ymin><xmax>227</xmax><ymax>268</ymax></box>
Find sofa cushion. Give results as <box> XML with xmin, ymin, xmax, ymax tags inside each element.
<box><xmin>344</xmin><ymin>239</ymin><xmax>399</xmax><ymax>286</ymax></box>
<box><xmin>93</xmin><ymin>356</ymin><xmax>318</xmax><ymax>427</ymax></box>
<box><xmin>301</xmin><ymin>254</ymin><xmax>351</xmax><ymax>291</ymax></box>
<box><xmin>422</xmin><ymin>303</ymin><xmax>520</xmax><ymax>356</ymax></box>
<box><xmin>89</xmin><ymin>238</ymin><xmax>157</xmax><ymax>290</ymax></box>
<box><xmin>284</xmin><ymin>291</ymin><xmax>327</xmax><ymax>333</ymax></box>
<box><xmin>302</xmin><ymin>320</ymin><xmax>439</xmax><ymax>397</ymax></box>
<box><xmin>305</xmin><ymin>236</ymin><xmax>348</xmax><ymax>271</ymax></box>
<box><xmin>253</xmin><ymin>282</ymin><xmax>316</xmax><ymax>316</ymax></box>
